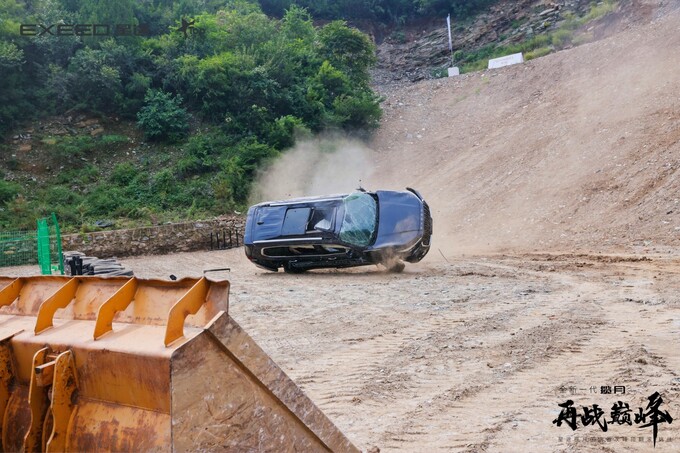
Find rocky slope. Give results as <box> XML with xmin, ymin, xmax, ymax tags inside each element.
<box><xmin>372</xmin><ymin>0</ymin><xmax>672</xmax><ymax>84</ymax></box>
<box><xmin>368</xmin><ymin>1</ymin><xmax>680</xmax><ymax>254</ymax></box>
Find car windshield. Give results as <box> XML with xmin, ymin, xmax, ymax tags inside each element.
<box><xmin>339</xmin><ymin>192</ymin><xmax>377</xmax><ymax>246</ymax></box>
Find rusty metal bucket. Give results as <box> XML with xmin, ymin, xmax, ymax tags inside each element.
<box><xmin>0</xmin><ymin>276</ymin><xmax>358</xmax><ymax>452</ymax></box>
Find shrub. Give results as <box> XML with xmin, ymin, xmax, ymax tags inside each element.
<box><xmin>175</xmin><ymin>131</ymin><xmax>231</xmax><ymax>177</ymax></box>
<box><xmin>0</xmin><ymin>196</ymin><xmax>35</xmax><ymax>229</ymax></box>
<box><xmin>0</xmin><ymin>180</ymin><xmax>21</xmax><ymax>204</ymax></box>
<box><xmin>136</xmin><ymin>90</ymin><xmax>190</xmax><ymax>142</ymax></box>
<box><xmin>55</xmin><ymin>165</ymin><xmax>100</xmax><ymax>185</ymax></box>
<box><xmin>110</xmin><ymin>163</ymin><xmax>139</xmax><ymax>186</ymax></box>
<box><xmin>331</xmin><ymin>92</ymin><xmax>383</xmax><ymax>130</ymax></box>
<box><xmin>85</xmin><ymin>185</ymin><xmax>126</xmax><ymax>216</ymax></box>
<box><xmin>44</xmin><ymin>185</ymin><xmax>83</xmax><ymax>206</ymax></box>
<box><xmin>584</xmin><ymin>1</ymin><xmax>616</xmax><ymax>22</ymax></box>
<box><xmin>51</xmin><ymin>136</ymin><xmax>97</xmax><ymax>162</ymax></box>
<box><xmin>266</xmin><ymin>115</ymin><xmax>307</xmax><ymax>149</ymax></box>
<box><xmin>525</xmin><ymin>46</ymin><xmax>552</xmax><ymax>60</ymax></box>
<box><xmin>551</xmin><ymin>29</ymin><xmax>572</xmax><ymax>49</ymax></box>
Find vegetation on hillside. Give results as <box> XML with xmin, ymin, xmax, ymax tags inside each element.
<box><xmin>0</xmin><ymin>0</ymin><xmax>380</xmax><ymax>230</ymax></box>
<box><xmin>258</xmin><ymin>0</ymin><xmax>499</xmax><ymax>24</ymax></box>
<box><xmin>451</xmin><ymin>0</ymin><xmax>618</xmax><ymax>73</ymax></box>
<box><xmin>0</xmin><ymin>0</ymin><xmax>621</xmax><ymax>232</ymax></box>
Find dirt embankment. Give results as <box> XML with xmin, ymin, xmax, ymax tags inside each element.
<box><xmin>369</xmin><ymin>3</ymin><xmax>680</xmax><ymax>256</ymax></box>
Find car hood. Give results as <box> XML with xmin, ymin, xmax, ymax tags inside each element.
<box><xmin>372</xmin><ymin>190</ymin><xmax>422</xmax><ymax>248</ymax></box>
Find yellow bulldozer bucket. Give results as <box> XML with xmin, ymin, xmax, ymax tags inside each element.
<box><xmin>0</xmin><ymin>275</ymin><xmax>358</xmax><ymax>452</ymax></box>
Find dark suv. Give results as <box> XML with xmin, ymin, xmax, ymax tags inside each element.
<box><xmin>244</xmin><ymin>188</ymin><xmax>432</xmax><ymax>273</ymax></box>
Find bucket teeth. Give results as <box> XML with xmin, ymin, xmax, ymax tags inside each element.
<box><xmin>0</xmin><ymin>275</ymin><xmax>359</xmax><ymax>452</ymax></box>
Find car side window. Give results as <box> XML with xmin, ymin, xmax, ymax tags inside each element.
<box><xmin>307</xmin><ymin>208</ymin><xmax>334</xmax><ymax>232</ymax></box>
<box><xmin>281</xmin><ymin>208</ymin><xmax>311</xmax><ymax>236</ymax></box>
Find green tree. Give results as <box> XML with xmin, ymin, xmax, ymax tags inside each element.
<box><xmin>317</xmin><ymin>21</ymin><xmax>376</xmax><ymax>85</ymax></box>
<box><xmin>332</xmin><ymin>91</ymin><xmax>383</xmax><ymax>130</ymax></box>
<box><xmin>136</xmin><ymin>89</ymin><xmax>190</xmax><ymax>142</ymax></box>
<box><xmin>66</xmin><ymin>47</ymin><xmax>122</xmax><ymax>112</ymax></box>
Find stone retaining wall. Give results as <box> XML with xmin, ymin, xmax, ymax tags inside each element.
<box><xmin>62</xmin><ymin>216</ymin><xmax>245</xmax><ymax>258</ymax></box>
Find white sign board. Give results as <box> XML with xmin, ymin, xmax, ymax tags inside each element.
<box><xmin>447</xmin><ymin>67</ymin><xmax>460</xmax><ymax>77</ymax></box>
<box><xmin>488</xmin><ymin>52</ymin><xmax>524</xmax><ymax>69</ymax></box>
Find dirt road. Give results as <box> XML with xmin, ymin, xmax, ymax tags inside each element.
<box><xmin>9</xmin><ymin>248</ymin><xmax>671</xmax><ymax>452</ymax></box>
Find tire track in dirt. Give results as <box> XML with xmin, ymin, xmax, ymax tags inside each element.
<box><xmin>370</xmin><ymin>265</ymin><xmax>680</xmax><ymax>452</ymax></box>
<box><xmin>6</xmin><ymin>250</ymin><xmax>679</xmax><ymax>451</ymax></box>
<box><xmin>281</xmin><ymin>262</ymin><xmax>586</xmax><ymax>448</ymax></box>
<box><xmin>199</xmin><ymin>254</ymin><xmax>679</xmax><ymax>451</ymax></box>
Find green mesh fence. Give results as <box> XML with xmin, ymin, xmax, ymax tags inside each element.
<box><xmin>0</xmin><ymin>213</ymin><xmax>64</xmax><ymax>274</ymax></box>
<box><xmin>37</xmin><ymin>213</ymin><xmax>64</xmax><ymax>275</ymax></box>
<box><xmin>0</xmin><ymin>230</ymin><xmax>38</xmax><ymax>267</ymax></box>
<box><xmin>37</xmin><ymin>218</ymin><xmax>51</xmax><ymax>274</ymax></box>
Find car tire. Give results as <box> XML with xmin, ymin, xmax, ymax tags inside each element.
<box><xmin>283</xmin><ymin>263</ymin><xmax>306</xmax><ymax>274</ymax></box>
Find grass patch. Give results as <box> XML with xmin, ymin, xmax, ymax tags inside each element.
<box><xmin>100</xmin><ymin>134</ymin><xmax>129</xmax><ymax>145</ymax></box>
<box><xmin>525</xmin><ymin>46</ymin><xmax>552</xmax><ymax>60</ymax></box>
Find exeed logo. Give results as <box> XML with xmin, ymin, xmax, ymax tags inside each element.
<box><xmin>20</xmin><ymin>24</ymin><xmax>151</xmax><ymax>37</ymax></box>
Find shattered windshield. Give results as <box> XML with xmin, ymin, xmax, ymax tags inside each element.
<box><xmin>339</xmin><ymin>192</ymin><xmax>377</xmax><ymax>246</ymax></box>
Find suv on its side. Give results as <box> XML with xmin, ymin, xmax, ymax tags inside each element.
<box><xmin>244</xmin><ymin>188</ymin><xmax>432</xmax><ymax>273</ymax></box>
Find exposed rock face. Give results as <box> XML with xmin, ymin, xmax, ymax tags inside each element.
<box><xmin>371</xmin><ymin>0</ymin><xmax>666</xmax><ymax>84</ymax></box>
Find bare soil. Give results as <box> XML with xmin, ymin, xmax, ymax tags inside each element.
<box><xmin>370</xmin><ymin>1</ymin><xmax>680</xmax><ymax>255</ymax></box>
<box><xmin>6</xmin><ymin>247</ymin><xmax>680</xmax><ymax>452</ymax></box>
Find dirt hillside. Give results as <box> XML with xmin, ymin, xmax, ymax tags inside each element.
<box><xmin>369</xmin><ymin>2</ymin><xmax>680</xmax><ymax>256</ymax></box>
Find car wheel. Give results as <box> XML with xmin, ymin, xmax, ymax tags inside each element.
<box><xmin>283</xmin><ymin>263</ymin><xmax>307</xmax><ymax>274</ymax></box>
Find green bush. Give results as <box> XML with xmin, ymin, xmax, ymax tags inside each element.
<box><xmin>85</xmin><ymin>185</ymin><xmax>126</xmax><ymax>216</ymax></box>
<box><xmin>0</xmin><ymin>194</ymin><xmax>42</xmax><ymax>230</ymax></box>
<box><xmin>266</xmin><ymin>115</ymin><xmax>308</xmax><ymax>149</ymax></box>
<box><xmin>0</xmin><ymin>180</ymin><xmax>21</xmax><ymax>204</ymax></box>
<box><xmin>175</xmin><ymin>131</ymin><xmax>230</xmax><ymax>177</ymax></box>
<box><xmin>551</xmin><ymin>29</ymin><xmax>572</xmax><ymax>49</ymax></box>
<box><xmin>44</xmin><ymin>185</ymin><xmax>83</xmax><ymax>206</ymax></box>
<box><xmin>110</xmin><ymin>163</ymin><xmax>139</xmax><ymax>186</ymax></box>
<box><xmin>0</xmin><ymin>1</ymin><xmax>385</xmax><ymax>230</ymax></box>
<box><xmin>51</xmin><ymin>136</ymin><xmax>97</xmax><ymax>161</ymax></box>
<box><xmin>55</xmin><ymin>165</ymin><xmax>101</xmax><ymax>185</ymax></box>
<box><xmin>584</xmin><ymin>1</ymin><xmax>616</xmax><ymax>22</ymax></box>
<box><xmin>331</xmin><ymin>92</ymin><xmax>383</xmax><ymax>130</ymax></box>
<box><xmin>525</xmin><ymin>46</ymin><xmax>552</xmax><ymax>60</ymax></box>
<box><xmin>136</xmin><ymin>90</ymin><xmax>190</xmax><ymax>142</ymax></box>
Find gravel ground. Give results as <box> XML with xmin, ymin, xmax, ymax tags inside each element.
<box><xmin>7</xmin><ymin>248</ymin><xmax>678</xmax><ymax>452</ymax></box>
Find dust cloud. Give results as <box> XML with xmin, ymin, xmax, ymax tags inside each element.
<box><xmin>250</xmin><ymin>137</ymin><xmax>375</xmax><ymax>203</ymax></box>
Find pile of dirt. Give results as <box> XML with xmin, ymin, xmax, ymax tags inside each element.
<box><xmin>368</xmin><ymin>3</ymin><xmax>680</xmax><ymax>255</ymax></box>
